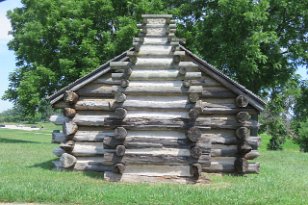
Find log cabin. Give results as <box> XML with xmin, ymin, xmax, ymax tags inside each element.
<box><xmin>48</xmin><ymin>14</ymin><xmax>266</xmax><ymax>183</ymax></box>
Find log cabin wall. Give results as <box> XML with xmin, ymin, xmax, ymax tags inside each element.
<box><xmin>49</xmin><ymin>14</ymin><xmax>263</xmax><ymax>183</ymax></box>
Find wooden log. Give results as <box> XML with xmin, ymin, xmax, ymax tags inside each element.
<box><xmin>64</xmin><ymin>90</ymin><xmax>79</xmax><ymax>104</ymax></box>
<box><xmin>246</xmin><ymin>163</ymin><xmax>260</xmax><ymax>173</ymax></box>
<box><xmin>186</xmin><ymin>127</ymin><xmax>201</xmax><ymax>142</ymax></box>
<box><xmin>236</xmin><ymin>111</ymin><xmax>251</xmax><ymax>123</ymax></box>
<box><xmin>72</xmin><ymin>142</ymin><xmax>114</xmax><ymax>156</ymax></box>
<box><xmin>102</xmin><ymin>117</ymin><xmax>257</xmax><ymax>129</ymax></box>
<box><xmin>114</xmin><ymin>82</ymin><xmax>203</xmax><ymax>96</ymax></box>
<box><xmin>60</xmin><ymin>153</ymin><xmax>77</xmax><ymax>168</ymax></box>
<box><xmin>191</xmin><ymin>163</ymin><xmax>202</xmax><ymax>179</ymax></box>
<box><xmin>53</xmin><ymin>101</ymin><xmax>70</xmax><ymax>109</ymax></box>
<box><xmin>53</xmin><ymin>147</ymin><xmax>65</xmax><ymax>157</ymax></box>
<box><xmin>114</xmin><ymin>108</ymin><xmax>127</xmax><ymax>119</ymax></box>
<box><xmin>188</xmin><ymin>93</ymin><xmax>200</xmax><ymax>103</ymax></box>
<box><xmin>49</xmin><ymin>114</ymin><xmax>69</xmax><ymax>125</ymax></box>
<box><xmin>244</xmin><ymin>150</ymin><xmax>260</xmax><ymax>160</ymax></box>
<box><xmin>234</xmin><ymin>158</ymin><xmax>248</xmax><ymax>174</ymax></box>
<box><xmin>236</xmin><ymin>127</ymin><xmax>250</xmax><ymax>140</ymax></box>
<box><xmin>52</xmin><ymin>130</ymin><xmax>66</xmax><ymax>144</ymax></box>
<box><xmin>201</xmin><ymin>108</ymin><xmax>257</xmax><ymax>115</ymax></box>
<box><xmin>114</xmin><ymin>163</ymin><xmax>126</xmax><ymax>174</ymax></box>
<box><xmin>63</xmin><ymin>121</ymin><xmax>78</xmax><ymax>136</ymax></box>
<box><xmin>73</xmin><ymin>130</ymin><xmax>113</xmax><ymax>141</ymax></box>
<box><xmin>118</xmin><ymin>164</ymin><xmax>192</xmax><ymax>177</ymax></box>
<box><xmin>247</xmin><ymin>136</ymin><xmax>261</xmax><ymax>149</ymax></box>
<box><xmin>210</xmin><ymin>145</ymin><xmax>238</xmax><ymax>157</ymax></box>
<box><xmin>60</xmin><ymin>140</ymin><xmax>74</xmax><ymax>152</ymax></box>
<box><xmin>189</xmin><ymin>108</ymin><xmax>200</xmax><ymax>119</ymax></box>
<box><xmin>114</xmin><ymin>92</ymin><xmax>126</xmax><ymax>103</ymax></box>
<box><xmin>236</xmin><ymin>95</ymin><xmax>249</xmax><ymax>108</ymax></box>
<box><xmin>75</xmin><ymin>99</ymin><xmax>112</xmax><ymax>111</ymax></box>
<box><xmin>114</xmin><ymin>127</ymin><xmax>127</xmax><ymax>140</ymax></box>
<box><xmin>190</xmin><ymin>146</ymin><xmax>202</xmax><ymax>159</ymax></box>
<box><xmin>121</xmin><ymin>79</ymin><xmax>129</xmax><ymax>88</ymax></box>
<box><xmin>239</xmin><ymin>142</ymin><xmax>252</xmax><ymax>155</ymax></box>
<box><xmin>77</xmin><ymin>84</ymin><xmax>114</xmax><ymax>97</ymax></box>
<box><xmin>63</xmin><ymin>108</ymin><xmax>76</xmax><ymax>118</ymax></box>
<box><xmin>73</xmin><ymin>157</ymin><xmax>113</xmax><ymax>172</ymax></box>
<box><xmin>115</xmin><ymin>145</ymin><xmax>126</xmax><ymax>157</ymax></box>
<box><xmin>103</xmin><ymin>153</ymin><xmax>210</xmax><ymax>166</ymax></box>
<box><xmin>202</xmin><ymin>88</ymin><xmax>236</xmax><ymax>98</ymax></box>
<box><xmin>121</xmin><ymin>70</ymin><xmax>202</xmax><ymax>81</ymax></box>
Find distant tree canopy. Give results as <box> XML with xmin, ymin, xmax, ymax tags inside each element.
<box><xmin>3</xmin><ymin>0</ymin><xmax>307</xmax><ymax>117</ymax></box>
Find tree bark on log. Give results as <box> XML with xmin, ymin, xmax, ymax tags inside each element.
<box><xmin>63</xmin><ymin>108</ymin><xmax>76</xmax><ymax>118</ymax></box>
<box><xmin>60</xmin><ymin>153</ymin><xmax>77</xmax><ymax>168</ymax></box>
<box><xmin>52</xmin><ymin>131</ymin><xmax>66</xmax><ymax>144</ymax></box>
<box><xmin>64</xmin><ymin>90</ymin><xmax>79</xmax><ymax>104</ymax></box>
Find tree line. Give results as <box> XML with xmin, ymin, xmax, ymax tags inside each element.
<box><xmin>2</xmin><ymin>0</ymin><xmax>307</xmax><ymax>150</ymax></box>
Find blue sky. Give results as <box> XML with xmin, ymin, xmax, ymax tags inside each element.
<box><xmin>0</xmin><ymin>1</ymin><xmax>307</xmax><ymax>113</ymax></box>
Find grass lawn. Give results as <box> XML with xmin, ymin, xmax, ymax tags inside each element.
<box><xmin>0</xmin><ymin>123</ymin><xmax>307</xmax><ymax>205</ymax></box>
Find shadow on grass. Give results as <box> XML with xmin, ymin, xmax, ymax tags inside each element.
<box><xmin>30</xmin><ymin>159</ymin><xmax>55</xmax><ymax>170</ymax></box>
<box><xmin>30</xmin><ymin>159</ymin><xmax>104</xmax><ymax>179</ymax></box>
<box><xmin>0</xmin><ymin>137</ymin><xmax>42</xmax><ymax>144</ymax></box>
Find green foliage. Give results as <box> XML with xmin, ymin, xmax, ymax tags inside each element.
<box><xmin>294</xmin><ymin>80</ymin><xmax>308</xmax><ymax>122</ymax></box>
<box><xmin>297</xmin><ymin>119</ymin><xmax>308</xmax><ymax>152</ymax></box>
<box><xmin>260</xmin><ymin>76</ymin><xmax>301</xmax><ymax>150</ymax></box>
<box><xmin>3</xmin><ymin>0</ymin><xmax>307</xmax><ymax>119</ymax></box>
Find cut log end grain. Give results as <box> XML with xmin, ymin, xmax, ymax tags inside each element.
<box><xmin>63</xmin><ymin>108</ymin><xmax>76</xmax><ymax>118</ymax></box>
<box><xmin>114</xmin><ymin>108</ymin><xmax>127</xmax><ymax>119</ymax></box>
<box><xmin>191</xmin><ymin>163</ymin><xmax>202</xmax><ymax>179</ymax></box>
<box><xmin>115</xmin><ymin>92</ymin><xmax>127</xmax><ymax>103</ymax></box>
<box><xmin>186</xmin><ymin>127</ymin><xmax>201</xmax><ymax>142</ymax></box>
<box><xmin>53</xmin><ymin>147</ymin><xmax>65</xmax><ymax>157</ymax></box>
<box><xmin>115</xmin><ymin>145</ymin><xmax>126</xmax><ymax>157</ymax></box>
<box><xmin>190</xmin><ymin>146</ymin><xmax>202</xmax><ymax>159</ymax></box>
<box><xmin>63</xmin><ymin>122</ymin><xmax>78</xmax><ymax>136</ymax></box>
<box><xmin>236</xmin><ymin>127</ymin><xmax>250</xmax><ymax>140</ymax></box>
<box><xmin>188</xmin><ymin>93</ymin><xmax>199</xmax><ymax>103</ymax></box>
<box><xmin>114</xmin><ymin>163</ymin><xmax>126</xmax><ymax>174</ymax></box>
<box><xmin>60</xmin><ymin>153</ymin><xmax>77</xmax><ymax>168</ymax></box>
<box><xmin>114</xmin><ymin>127</ymin><xmax>127</xmax><ymax>140</ymax></box>
<box><xmin>235</xmin><ymin>95</ymin><xmax>248</xmax><ymax>108</ymax></box>
<box><xmin>60</xmin><ymin>140</ymin><xmax>75</xmax><ymax>152</ymax></box>
<box><xmin>236</xmin><ymin>111</ymin><xmax>251</xmax><ymax>123</ymax></box>
<box><xmin>121</xmin><ymin>79</ymin><xmax>129</xmax><ymax>88</ymax></box>
<box><xmin>64</xmin><ymin>90</ymin><xmax>79</xmax><ymax>104</ymax></box>
<box><xmin>189</xmin><ymin>108</ymin><xmax>200</xmax><ymax>120</ymax></box>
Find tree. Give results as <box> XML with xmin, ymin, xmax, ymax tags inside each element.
<box><xmin>3</xmin><ymin>0</ymin><xmax>307</xmax><ymax>118</ymax></box>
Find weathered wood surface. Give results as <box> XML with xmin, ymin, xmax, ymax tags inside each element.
<box><xmin>104</xmin><ymin>172</ymin><xmax>201</xmax><ymax>184</ymax></box>
<box><xmin>115</xmin><ymin>164</ymin><xmax>192</xmax><ymax>177</ymax></box>
<box><xmin>60</xmin><ymin>153</ymin><xmax>77</xmax><ymax>168</ymax></box>
<box><xmin>63</xmin><ymin>121</ymin><xmax>78</xmax><ymax>136</ymax></box>
<box><xmin>72</xmin><ymin>142</ymin><xmax>114</xmax><ymax>156</ymax></box>
<box><xmin>75</xmin><ymin>99</ymin><xmax>113</xmax><ymax>111</ymax></box>
<box><xmin>73</xmin><ymin>157</ymin><xmax>113</xmax><ymax>172</ymax></box>
<box><xmin>203</xmin><ymin>158</ymin><xmax>259</xmax><ymax>173</ymax></box>
<box><xmin>77</xmin><ymin>84</ymin><xmax>114</xmax><ymax>97</ymax></box>
<box><xmin>64</xmin><ymin>90</ymin><xmax>79</xmax><ymax>104</ymax></box>
<box><xmin>63</xmin><ymin>108</ymin><xmax>76</xmax><ymax>118</ymax></box>
<box><xmin>49</xmin><ymin>114</ymin><xmax>69</xmax><ymax>125</ymax></box>
<box><xmin>113</xmin><ymin>70</ymin><xmax>202</xmax><ymax>81</ymax></box>
<box><xmin>73</xmin><ymin>111</ymin><xmax>258</xmax><ymax>128</ymax></box>
<box><xmin>114</xmin><ymin>82</ymin><xmax>203</xmax><ymax>95</ymax></box>
<box><xmin>52</xmin><ymin>131</ymin><xmax>66</xmax><ymax>144</ymax></box>
<box><xmin>53</xmin><ymin>101</ymin><xmax>70</xmax><ymax>109</ymax></box>
<box><xmin>103</xmin><ymin>153</ymin><xmax>210</xmax><ymax>166</ymax></box>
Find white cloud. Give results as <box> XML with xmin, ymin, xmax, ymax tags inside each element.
<box><xmin>0</xmin><ymin>15</ymin><xmax>12</xmax><ymax>42</ymax></box>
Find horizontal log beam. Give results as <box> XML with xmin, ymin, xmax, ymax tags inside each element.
<box><xmin>49</xmin><ymin>114</ymin><xmax>69</xmax><ymax>125</ymax></box>
<box><xmin>103</xmin><ymin>153</ymin><xmax>210</xmax><ymax>167</ymax></box>
<box><xmin>77</xmin><ymin>84</ymin><xmax>114</xmax><ymax>97</ymax></box>
<box><xmin>52</xmin><ymin>130</ymin><xmax>66</xmax><ymax>144</ymax></box>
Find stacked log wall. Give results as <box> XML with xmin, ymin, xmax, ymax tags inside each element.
<box><xmin>49</xmin><ymin>14</ymin><xmax>261</xmax><ymax>182</ymax></box>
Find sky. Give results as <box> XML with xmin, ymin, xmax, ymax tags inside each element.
<box><xmin>0</xmin><ymin>1</ymin><xmax>307</xmax><ymax>113</ymax></box>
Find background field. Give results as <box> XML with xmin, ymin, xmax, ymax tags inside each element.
<box><xmin>0</xmin><ymin>123</ymin><xmax>307</xmax><ymax>205</ymax></box>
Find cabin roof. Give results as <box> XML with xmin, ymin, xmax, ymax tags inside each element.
<box><xmin>48</xmin><ymin>44</ymin><xmax>266</xmax><ymax>111</ymax></box>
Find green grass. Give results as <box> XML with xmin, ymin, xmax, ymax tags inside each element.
<box><xmin>0</xmin><ymin>124</ymin><xmax>308</xmax><ymax>205</ymax></box>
